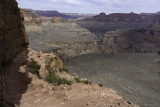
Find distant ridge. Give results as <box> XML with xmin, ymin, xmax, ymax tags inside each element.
<box><xmin>83</xmin><ymin>12</ymin><xmax>160</xmax><ymax>23</ymax></box>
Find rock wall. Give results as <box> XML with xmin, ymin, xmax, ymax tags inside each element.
<box><xmin>101</xmin><ymin>30</ymin><xmax>160</xmax><ymax>54</ymax></box>
<box><xmin>84</xmin><ymin>12</ymin><xmax>142</xmax><ymax>22</ymax></box>
<box><xmin>0</xmin><ymin>0</ymin><xmax>28</xmax><ymax>101</ymax></box>
<box><xmin>84</xmin><ymin>12</ymin><xmax>160</xmax><ymax>22</ymax></box>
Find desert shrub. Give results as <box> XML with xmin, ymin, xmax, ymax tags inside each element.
<box><xmin>82</xmin><ymin>80</ymin><xmax>92</xmax><ymax>84</ymax></box>
<box><xmin>59</xmin><ymin>67</ymin><xmax>68</xmax><ymax>73</ymax></box>
<box><xmin>45</xmin><ymin>70</ymin><xmax>72</xmax><ymax>85</ymax></box>
<box><xmin>45</xmin><ymin>56</ymin><xmax>72</xmax><ymax>85</ymax></box>
<box><xmin>74</xmin><ymin>77</ymin><xmax>81</xmax><ymax>83</ymax></box>
<box><xmin>98</xmin><ymin>84</ymin><xmax>103</xmax><ymax>87</ymax></box>
<box><xmin>127</xmin><ymin>102</ymin><xmax>132</xmax><ymax>105</ymax></box>
<box><xmin>45</xmin><ymin>69</ymin><xmax>57</xmax><ymax>84</ymax></box>
<box><xmin>54</xmin><ymin>57</ymin><xmax>58</xmax><ymax>61</ymax></box>
<box><xmin>27</xmin><ymin>58</ymin><xmax>41</xmax><ymax>75</ymax></box>
<box><xmin>45</xmin><ymin>56</ymin><xmax>54</xmax><ymax>65</ymax></box>
<box><xmin>74</xmin><ymin>77</ymin><xmax>92</xmax><ymax>84</ymax></box>
<box><xmin>57</xmin><ymin>78</ymin><xmax>72</xmax><ymax>85</ymax></box>
<box><xmin>55</xmin><ymin>61</ymin><xmax>60</xmax><ymax>66</ymax></box>
<box><xmin>72</xmin><ymin>73</ymin><xmax>77</xmax><ymax>76</ymax></box>
<box><xmin>45</xmin><ymin>56</ymin><xmax>55</xmax><ymax>72</ymax></box>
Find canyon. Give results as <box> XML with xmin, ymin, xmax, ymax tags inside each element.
<box><xmin>0</xmin><ymin>0</ymin><xmax>160</xmax><ymax>106</ymax></box>
<box><xmin>22</xmin><ymin>9</ymin><xmax>95</xmax><ymax>20</ymax></box>
<box><xmin>0</xmin><ymin>0</ymin><xmax>135</xmax><ymax>107</ymax></box>
<box><xmin>21</xmin><ymin>8</ymin><xmax>160</xmax><ymax>107</ymax></box>
<box><xmin>23</xmin><ymin>9</ymin><xmax>160</xmax><ymax>58</ymax></box>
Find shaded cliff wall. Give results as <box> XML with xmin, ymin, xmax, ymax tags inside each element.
<box><xmin>0</xmin><ymin>0</ymin><xmax>28</xmax><ymax>100</ymax></box>
<box><xmin>101</xmin><ymin>30</ymin><xmax>160</xmax><ymax>54</ymax></box>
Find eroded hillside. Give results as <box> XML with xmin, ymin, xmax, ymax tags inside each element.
<box><xmin>0</xmin><ymin>0</ymin><xmax>135</xmax><ymax>107</ymax></box>
<box><xmin>23</xmin><ymin>9</ymin><xmax>160</xmax><ymax>58</ymax></box>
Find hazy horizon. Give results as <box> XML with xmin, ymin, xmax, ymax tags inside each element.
<box><xmin>17</xmin><ymin>0</ymin><xmax>160</xmax><ymax>14</ymax></box>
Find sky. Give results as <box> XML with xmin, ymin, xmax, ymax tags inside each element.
<box><xmin>16</xmin><ymin>0</ymin><xmax>160</xmax><ymax>14</ymax></box>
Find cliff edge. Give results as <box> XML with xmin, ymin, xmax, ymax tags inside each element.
<box><xmin>0</xmin><ymin>0</ymin><xmax>137</xmax><ymax>107</ymax></box>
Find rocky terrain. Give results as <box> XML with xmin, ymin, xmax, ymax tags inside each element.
<box><xmin>19</xmin><ymin>4</ymin><xmax>160</xmax><ymax>107</ymax></box>
<box><xmin>22</xmin><ymin>10</ymin><xmax>100</xmax><ymax>58</ymax></box>
<box><xmin>63</xmin><ymin>13</ymin><xmax>96</xmax><ymax>20</ymax></box>
<box><xmin>23</xmin><ymin>9</ymin><xmax>160</xmax><ymax>58</ymax></box>
<box><xmin>0</xmin><ymin>0</ymin><xmax>135</xmax><ymax>107</ymax></box>
<box><xmin>101</xmin><ymin>29</ymin><xmax>160</xmax><ymax>54</ymax></box>
<box><xmin>22</xmin><ymin>9</ymin><xmax>95</xmax><ymax>20</ymax></box>
<box><xmin>3</xmin><ymin>48</ymin><xmax>134</xmax><ymax>107</ymax></box>
<box><xmin>84</xmin><ymin>12</ymin><xmax>142</xmax><ymax>22</ymax></box>
<box><xmin>83</xmin><ymin>12</ymin><xmax>160</xmax><ymax>23</ymax></box>
<box><xmin>0</xmin><ymin>0</ymin><xmax>28</xmax><ymax>103</ymax></box>
<box><xmin>77</xmin><ymin>12</ymin><xmax>160</xmax><ymax>38</ymax></box>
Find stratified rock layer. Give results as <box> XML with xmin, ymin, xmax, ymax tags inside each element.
<box><xmin>101</xmin><ymin>29</ymin><xmax>160</xmax><ymax>54</ymax></box>
<box><xmin>0</xmin><ymin>0</ymin><xmax>28</xmax><ymax>101</ymax></box>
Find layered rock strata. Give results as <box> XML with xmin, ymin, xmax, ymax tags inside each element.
<box><xmin>0</xmin><ymin>0</ymin><xmax>28</xmax><ymax>103</ymax></box>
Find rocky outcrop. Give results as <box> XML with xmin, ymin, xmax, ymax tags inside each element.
<box><xmin>101</xmin><ymin>29</ymin><xmax>160</xmax><ymax>54</ymax></box>
<box><xmin>84</xmin><ymin>12</ymin><xmax>142</xmax><ymax>22</ymax></box>
<box><xmin>24</xmin><ymin>16</ymin><xmax>64</xmax><ymax>25</ymax></box>
<box><xmin>0</xmin><ymin>0</ymin><xmax>28</xmax><ymax>105</ymax></box>
<box><xmin>22</xmin><ymin>9</ymin><xmax>96</xmax><ymax>20</ymax></box>
<box><xmin>34</xmin><ymin>10</ymin><xmax>96</xmax><ymax>20</ymax></box>
<box><xmin>34</xmin><ymin>10</ymin><xmax>71</xmax><ymax>19</ymax></box>
<box><xmin>0</xmin><ymin>0</ymin><xmax>28</xmax><ymax>106</ymax></box>
<box><xmin>0</xmin><ymin>0</ymin><xmax>135</xmax><ymax>107</ymax></box>
<box><xmin>0</xmin><ymin>0</ymin><xmax>28</xmax><ymax>69</ymax></box>
<box><xmin>141</xmin><ymin>14</ymin><xmax>160</xmax><ymax>23</ymax></box>
<box><xmin>3</xmin><ymin>49</ymin><xmax>134</xmax><ymax>107</ymax></box>
<box><xmin>84</xmin><ymin>12</ymin><xmax>160</xmax><ymax>23</ymax></box>
<box><xmin>21</xmin><ymin>9</ymin><xmax>65</xmax><ymax>24</ymax></box>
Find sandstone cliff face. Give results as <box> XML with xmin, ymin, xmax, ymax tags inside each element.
<box><xmin>0</xmin><ymin>0</ymin><xmax>28</xmax><ymax>101</ymax></box>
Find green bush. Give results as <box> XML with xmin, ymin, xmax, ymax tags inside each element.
<box><xmin>98</xmin><ymin>84</ymin><xmax>103</xmax><ymax>87</ymax></box>
<box><xmin>59</xmin><ymin>67</ymin><xmax>68</xmax><ymax>73</ymax></box>
<box><xmin>45</xmin><ymin>56</ymin><xmax>54</xmax><ymax>65</ymax></box>
<box><xmin>74</xmin><ymin>77</ymin><xmax>92</xmax><ymax>84</ymax></box>
<box><xmin>74</xmin><ymin>77</ymin><xmax>81</xmax><ymax>83</ymax></box>
<box><xmin>27</xmin><ymin>58</ymin><xmax>41</xmax><ymax>75</ymax></box>
<box><xmin>45</xmin><ymin>70</ymin><xmax>57</xmax><ymax>84</ymax></box>
<box><xmin>82</xmin><ymin>80</ymin><xmax>92</xmax><ymax>84</ymax></box>
<box><xmin>45</xmin><ymin>56</ymin><xmax>72</xmax><ymax>85</ymax></box>
<box><xmin>57</xmin><ymin>78</ymin><xmax>72</xmax><ymax>85</ymax></box>
<box><xmin>127</xmin><ymin>102</ymin><xmax>132</xmax><ymax>105</ymax></box>
<box><xmin>45</xmin><ymin>70</ymin><xmax>72</xmax><ymax>85</ymax></box>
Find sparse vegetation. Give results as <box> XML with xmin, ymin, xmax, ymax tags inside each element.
<box><xmin>45</xmin><ymin>56</ymin><xmax>54</xmax><ymax>65</ymax></box>
<box><xmin>127</xmin><ymin>102</ymin><xmax>132</xmax><ymax>105</ymax></box>
<box><xmin>59</xmin><ymin>67</ymin><xmax>68</xmax><ymax>73</ymax></box>
<box><xmin>74</xmin><ymin>77</ymin><xmax>81</xmax><ymax>83</ymax></box>
<box><xmin>57</xmin><ymin>78</ymin><xmax>72</xmax><ymax>85</ymax></box>
<box><xmin>45</xmin><ymin>69</ymin><xmax>72</xmax><ymax>85</ymax></box>
<box><xmin>27</xmin><ymin>58</ymin><xmax>41</xmax><ymax>75</ymax></box>
<box><xmin>98</xmin><ymin>84</ymin><xmax>103</xmax><ymax>87</ymax></box>
<box><xmin>45</xmin><ymin>56</ymin><xmax>72</xmax><ymax>85</ymax></box>
<box><xmin>74</xmin><ymin>77</ymin><xmax>91</xmax><ymax>84</ymax></box>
